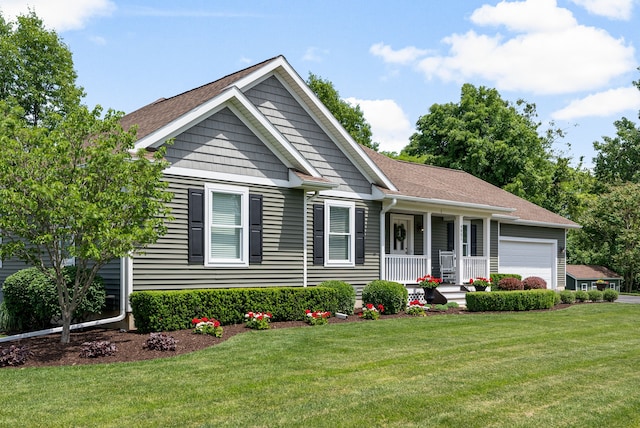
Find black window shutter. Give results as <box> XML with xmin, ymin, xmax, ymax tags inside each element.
<box><xmin>355</xmin><ymin>208</ymin><xmax>365</xmax><ymax>265</ymax></box>
<box><xmin>471</xmin><ymin>224</ymin><xmax>477</xmax><ymax>256</ymax></box>
<box><xmin>188</xmin><ymin>188</ymin><xmax>204</xmax><ymax>264</ymax></box>
<box><xmin>313</xmin><ymin>204</ymin><xmax>324</xmax><ymax>265</ymax></box>
<box><xmin>446</xmin><ymin>222</ymin><xmax>454</xmax><ymax>251</ymax></box>
<box><xmin>249</xmin><ymin>194</ymin><xmax>263</xmax><ymax>263</ymax></box>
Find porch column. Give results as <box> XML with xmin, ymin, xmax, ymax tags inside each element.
<box><xmin>484</xmin><ymin>217</ymin><xmax>491</xmax><ymax>280</ymax></box>
<box><xmin>424</xmin><ymin>213</ymin><xmax>431</xmax><ymax>276</ymax></box>
<box><xmin>455</xmin><ymin>215</ymin><xmax>463</xmax><ymax>284</ymax></box>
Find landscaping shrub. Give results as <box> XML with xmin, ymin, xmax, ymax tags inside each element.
<box><xmin>446</xmin><ymin>301</ymin><xmax>460</xmax><ymax>308</ymax></box>
<box><xmin>575</xmin><ymin>290</ymin><xmax>589</xmax><ymax>302</ymax></box>
<box><xmin>130</xmin><ymin>286</ymin><xmax>340</xmax><ymax>333</ymax></box>
<box><xmin>522</xmin><ymin>276</ymin><xmax>547</xmax><ymax>290</ymax></box>
<box><xmin>0</xmin><ymin>345</ymin><xmax>32</xmax><ymax>367</ymax></box>
<box><xmin>144</xmin><ymin>333</ymin><xmax>177</xmax><ymax>351</ymax></box>
<box><xmin>603</xmin><ymin>289</ymin><xmax>619</xmax><ymax>302</ymax></box>
<box><xmin>587</xmin><ymin>290</ymin><xmax>603</xmax><ymax>302</ymax></box>
<box><xmin>490</xmin><ymin>273</ymin><xmax>522</xmax><ymax>285</ymax></box>
<box><xmin>361</xmin><ymin>280</ymin><xmax>408</xmax><ymax>314</ymax></box>
<box><xmin>465</xmin><ymin>290</ymin><xmax>556</xmax><ymax>312</ymax></box>
<box><xmin>79</xmin><ymin>341</ymin><xmax>117</xmax><ymax>358</ymax></box>
<box><xmin>2</xmin><ymin>266</ymin><xmax>105</xmax><ymax>331</ymax></box>
<box><xmin>495</xmin><ymin>277</ymin><xmax>523</xmax><ymax>291</ymax></box>
<box><xmin>559</xmin><ymin>290</ymin><xmax>576</xmax><ymax>304</ymax></box>
<box><xmin>317</xmin><ymin>280</ymin><xmax>356</xmax><ymax>315</ymax></box>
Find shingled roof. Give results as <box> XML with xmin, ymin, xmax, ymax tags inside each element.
<box><xmin>567</xmin><ymin>265</ymin><xmax>621</xmax><ymax>279</ymax></box>
<box><xmin>363</xmin><ymin>147</ymin><xmax>578</xmax><ymax>228</ymax></box>
<box><xmin>121</xmin><ymin>56</ymin><xmax>280</xmax><ymax>140</ymax></box>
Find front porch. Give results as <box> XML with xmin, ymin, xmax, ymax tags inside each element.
<box><xmin>380</xmin><ymin>211</ymin><xmax>493</xmax><ymax>287</ymax></box>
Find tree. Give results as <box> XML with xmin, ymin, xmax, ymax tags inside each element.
<box><xmin>573</xmin><ymin>183</ymin><xmax>640</xmax><ymax>291</ymax></box>
<box><xmin>403</xmin><ymin>83</ymin><xmax>552</xmax><ymax>193</ymax></box>
<box><xmin>306</xmin><ymin>72</ymin><xmax>378</xmax><ymax>150</ymax></box>
<box><xmin>0</xmin><ymin>103</ymin><xmax>173</xmax><ymax>343</ymax></box>
<box><xmin>0</xmin><ymin>11</ymin><xmax>83</xmax><ymax>127</ymax></box>
<box><xmin>0</xmin><ymin>11</ymin><xmax>173</xmax><ymax>343</ymax></box>
<box><xmin>593</xmin><ymin>117</ymin><xmax>640</xmax><ymax>185</ymax></box>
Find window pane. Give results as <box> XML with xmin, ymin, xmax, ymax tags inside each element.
<box><xmin>329</xmin><ymin>235</ymin><xmax>349</xmax><ymax>260</ymax></box>
<box><xmin>211</xmin><ymin>227</ymin><xmax>241</xmax><ymax>259</ymax></box>
<box><xmin>212</xmin><ymin>193</ymin><xmax>241</xmax><ymax>226</ymax></box>
<box><xmin>329</xmin><ymin>206</ymin><xmax>350</xmax><ymax>233</ymax></box>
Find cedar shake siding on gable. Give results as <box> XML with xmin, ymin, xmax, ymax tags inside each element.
<box><xmin>165</xmin><ymin>107</ymin><xmax>289</xmax><ymax>181</ymax></box>
<box><xmin>132</xmin><ymin>175</ymin><xmax>305</xmax><ymax>290</ymax></box>
<box><xmin>245</xmin><ymin>76</ymin><xmax>372</xmax><ymax>194</ymax></box>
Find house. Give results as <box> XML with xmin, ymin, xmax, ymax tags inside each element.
<box><xmin>566</xmin><ymin>265</ymin><xmax>622</xmax><ymax>291</ymax></box>
<box><xmin>0</xmin><ymin>55</ymin><xmax>579</xmax><ymax>324</ymax></box>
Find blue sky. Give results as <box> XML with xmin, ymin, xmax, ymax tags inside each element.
<box><xmin>2</xmin><ymin>0</ymin><xmax>639</xmax><ymax>166</ymax></box>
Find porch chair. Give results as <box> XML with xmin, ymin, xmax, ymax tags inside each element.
<box><xmin>439</xmin><ymin>250</ymin><xmax>456</xmax><ymax>283</ymax></box>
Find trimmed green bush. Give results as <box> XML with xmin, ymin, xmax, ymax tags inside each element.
<box><xmin>496</xmin><ymin>277</ymin><xmax>523</xmax><ymax>291</ymax></box>
<box><xmin>574</xmin><ymin>290</ymin><xmax>589</xmax><ymax>302</ymax></box>
<box><xmin>559</xmin><ymin>290</ymin><xmax>576</xmax><ymax>304</ymax></box>
<box><xmin>465</xmin><ymin>289</ymin><xmax>556</xmax><ymax>312</ymax></box>
<box><xmin>361</xmin><ymin>280</ymin><xmax>408</xmax><ymax>315</ymax></box>
<box><xmin>588</xmin><ymin>290</ymin><xmax>603</xmax><ymax>302</ymax></box>
<box><xmin>522</xmin><ymin>276</ymin><xmax>547</xmax><ymax>290</ymax></box>
<box><xmin>317</xmin><ymin>280</ymin><xmax>356</xmax><ymax>315</ymax></box>
<box><xmin>603</xmin><ymin>289</ymin><xmax>619</xmax><ymax>302</ymax></box>
<box><xmin>490</xmin><ymin>273</ymin><xmax>522</xmax><ymax>285</ymax></box>
<box><xmin>2</xmin><ymin>266</ymin><xmax>105</xmax><ymax>331</ymax></box>
<box><xmin>130</xmin><ymin>286</ymin><xmax>340</xmax><ymax>333</ymax></box>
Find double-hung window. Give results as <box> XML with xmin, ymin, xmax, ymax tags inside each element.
<box><xmin>325</xmin><ymin>200</ymin><xmax>355</xmax><ymax>267</ymax></box>
<box><xmin>205</xmin><ymin>183</ymin><xmax>249</xmax><ymax>267</ymax></box>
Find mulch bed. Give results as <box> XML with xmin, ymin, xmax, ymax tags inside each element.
<box><xmin>1</xmin><ymin>305</ymin><xmax>570</xmax><ymax>368</ymax></box>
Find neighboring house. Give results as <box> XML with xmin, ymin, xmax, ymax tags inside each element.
<box><xmin>566</xmin><ymin>265</ymin><xmax>622</xmax><ymax>291</ymax></box>
<box><xmin>0</xmin><ymin>55</ymin><xmax>579</xmax><ymax>321</ymax></box>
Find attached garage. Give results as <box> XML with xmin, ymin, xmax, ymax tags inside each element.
<box><xmin>499</xmin><ymin>237</ymin><xmax>557</xmax><ymax>289</ymax></box>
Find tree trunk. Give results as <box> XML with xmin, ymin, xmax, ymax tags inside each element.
<box><xmin>60</xmin><ymin>310</ymin><xmax>72</xmax><ymax>344</ymax></box>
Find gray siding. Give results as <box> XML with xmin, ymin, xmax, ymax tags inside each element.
<box><xmin>246</xmin><ymin>77</ymin><xmax>372</xmax><ymax>194</ymax></box>
<box><xmin>499</xmin><ymin>223</ymin><xmax>566</xmax><ymax>288</ymax></box>
<box><xmin>99</xmin><ymin>259</ymin><xmax>121</xmax><ymax>311</ymax></box>
<box><xmin>431</xmin><ymin>216</ymin><xmax>447</xmax><ymax>277</ymax></box>
<box><xmin>490</xmin><ymin>220</ymin><xmax>499</xmax><ymax>274</ymax></box>
<box><xmin>165</xmin><ymin>107</ymin><xmax>289</xmax><ymax>181</ymax></box>
<box><xmin>307</xmin><ymin>197</ymin><xmax>381</xmax><ymax>291</ymax></box>
<box><xmin>132</xmin><ymin>174</ymin><xmax>305</xmax><ymax>290</ymax></box>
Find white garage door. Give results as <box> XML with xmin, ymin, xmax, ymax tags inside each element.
<box><xmin>499</xmin><ymin>239</ymin><xmax>556</xmax><ymax>289</ymax></box>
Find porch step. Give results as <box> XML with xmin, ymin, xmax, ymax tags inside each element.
<box><xmin>407</xmin><ymin>284</ymin><xmax>468</xmax><ymax>308</ymax></box>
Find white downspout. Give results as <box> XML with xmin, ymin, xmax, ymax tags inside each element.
<box><xmin>380</xmin><ymin>198</ymin><xmax>397</xmax><ymax>280</ymax></box>
<box><xmin>303</xmin><ymin>191</ymin><xmax>320</xmax><ymax>287</ymax></box>
<box><xmin>0</xmin><ymin>257</ymin><xmax>130</xmax><ymax>343</ymax></box>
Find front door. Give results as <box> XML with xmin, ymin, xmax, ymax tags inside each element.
<box><xmin>391</xmin><ymin>215</ymin><xmax>413</xmax><ymax>255</ymax></box>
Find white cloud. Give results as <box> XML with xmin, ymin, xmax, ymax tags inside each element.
<box><xmin>0</xmin><ymin>0</ymin><xmax>115</xmax><ymax>31</ymax></box>
<box><xmin>569</xmin><ymin>0</ymin><xmax>634</xmax><ymax>20</ymax></box>
<box><xmin>345</xmin><ymin>97</ymin><xmax>413</xmax><ymax>153</ymax></box>
<box><xmin>89</xmin><ymin>35</ymin><xmax>106</xmax><ymax>45</ymax></box>
<box><xmin>374</xmin><ymin>0</ymin><xmax>635</xmax><ymax>95</ymax></box>
<box><xmin>369</xmin><ymin>42</ymin><xmax>431</xmax><ymax>65</ymax></box>
<box><xmin>552</xmin><ymin>86</ymin><xmax>640</xmax><ymax>120</ymax></box>
<box><xmin>302</xmin><ymin>47</ymin><xmax>329</xmax><ymax>62</ymax></box>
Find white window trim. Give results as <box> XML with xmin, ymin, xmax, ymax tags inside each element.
<box><xmin>204</xmin><ymin>183</ymin><xmax>249</xmax><ymax>268</ymax></box>
<box><xmin>324</xmin><ymin>200</ymin><xmax>355</xmax><ymax>267</ymax></box>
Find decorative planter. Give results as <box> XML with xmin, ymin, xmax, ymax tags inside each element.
<box><xmin>474</xmin><ymin>285</ymin><xmax>487</xmax><ymax>292</ymax></box>
<box><xmin>423</xmin><ymin>287</ymin><xmax>436</xmax><ymax>304</ymax></box>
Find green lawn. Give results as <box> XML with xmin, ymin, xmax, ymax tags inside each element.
<box><xmin>2</xmin><ymin>303</ymin><xmax>640</xmax><ymax>427</ymax></box>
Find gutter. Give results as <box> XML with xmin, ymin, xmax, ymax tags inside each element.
<box><xmin>0</xmin><ymin>257</ymin><xmax>131</xmax><ymax>343</ymax></box>
<box><xmin>302</xmin><ymin>191</ymin><xmax>320</xmax><ymax>287</ymax></box>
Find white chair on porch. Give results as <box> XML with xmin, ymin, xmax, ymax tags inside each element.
<box><xmin>439</xmin><ymin>250</ymin><xmax>456</xmax><ymax>283</ymax></box>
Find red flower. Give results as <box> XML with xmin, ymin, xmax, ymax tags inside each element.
<box><xmin>191</xmin><ymin>318</ymin><xmax>200</xmax><ymax>325</ymax></box>
<box><xmin>305</xmin><ymin>309</ymin><xmax>311</xmax><ymax>314</ymax></box>
<box><xmin>213</xmin><ymin>320</ymin><xmax>220</xmax><ymax>327</ymax></box>
<box><xmin>366</xmin><ymin>303</ymin><xmax>374</xmax><ymax>310</ymax></box>
<box><xmin>202</xmin><ymin>317</ymin><xmax>209</xmax><ymax>322</ymax></box>
<box><xmin>377</xmin><ymin>304</ymin><xmax>384</xmax><ymax>312</ymax></box>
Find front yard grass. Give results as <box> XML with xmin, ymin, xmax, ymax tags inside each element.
<box><xmin>2</xmin><ymin>303</ymin><xmax>640</xmax><ymax>427</ymax></box>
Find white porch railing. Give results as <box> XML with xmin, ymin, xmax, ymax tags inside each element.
<box><xmin>462</xmin><ymin>256</ymin><xmax>488</xmax><ymax>282</ymax></box>
<box><xmin>385</xmin><ymin>254</ymin><xmax>488</xmax><ymax>284</ymax></box>
<box><xmin>385</xmin><ymin>255</ymin><xmax>429</xmax><ymax>284</ymax></box>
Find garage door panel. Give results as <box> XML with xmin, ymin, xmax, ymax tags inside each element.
<box><xmin>499</xmin><ymin>240</ymin><xmax>555</xmax><ymax>288</ymax></box>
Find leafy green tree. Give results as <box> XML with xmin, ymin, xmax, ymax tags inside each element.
<box><xmin>573</xmin><ymin>183</ymin><xmax>640</xmax><ymax>291</ymax></box>
<box><xmin>593</xmin><ymin>117</ymin><xmax>640</xmax><ymax>185</ymax></box>
<box><xmin>306</xmin><ymin>72</ymin><xmax>378</xmax><ymax>150</ymax></box>
<box><xmin>0</xmin><ymin>103</ymin><xmax>173</xmax><ymax>343</ymax></box>
<box><xmin>404</xmin><ymin>83</ymin><xmax>552</xmax><ymax>193</ymax></box>
<box><xmin>0</xmin><ymin>11</ymin><xmax>83</xmax><ymax>127</ymax></box>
